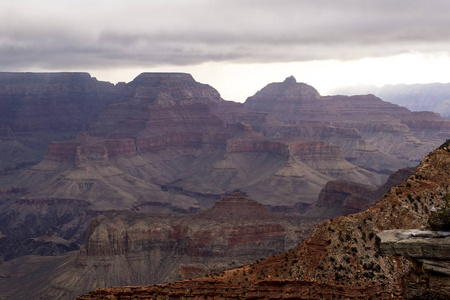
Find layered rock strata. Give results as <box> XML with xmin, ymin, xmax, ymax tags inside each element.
<box><xmin>1</xmin><ymin>73</ymin><xmax>450</xmax><ymax>299</ymax></box>
<box><xmin>3</xmin><ymin>73</ymin><xmax>448</xmax><ymax>212</ymax></box>
<box><xmin>377</xmin><ymin>229</ymin><xmax>450</xmax><ymax>299</ymax></box>
<box><xmin>244</xmin><ymin>76</ymin><xmax>450</xmax><ymax>164</ymax></box>
<box><xmin>8</xmin><ymin>73</ymin><xmax>390</xmax><ymax>209</ymax></box>
<box><xmin>0</xmin><ymin>72</ymin><xmax>121</xmax><ymax>176</ymax></box>
<box><xmin>78</xmin><ymin>142</ymin><xmax>450</xmax><ymax>299</ymax></box>
<box><xmin>0</xmin><ymin>193</ymin><xmax>315</xmax><ymax>299</ymax></box>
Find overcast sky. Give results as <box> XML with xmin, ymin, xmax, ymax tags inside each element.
<box><xmin>2</xmin><ymin>0</ymin><xmax>450</xmax><ymax>101</ymax></box>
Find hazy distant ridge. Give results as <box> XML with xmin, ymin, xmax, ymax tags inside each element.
<box><xmin>333</xmin><ymin>83</ymin><xmax>450</xmax><ymax>118</ymax></box>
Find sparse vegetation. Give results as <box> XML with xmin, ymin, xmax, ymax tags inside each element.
<box><xmin>438</xmin><ymin>139</ymin><xmax>450</xmax><ymax>151</ymax></box>
<box><xmin>428</xmin><ymin>193</ymin><xmax>450</xmax><ymax>231</ymax></box>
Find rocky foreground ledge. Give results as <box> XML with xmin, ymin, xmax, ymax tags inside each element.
<box><xmin>376</xmin><ymin>229</ymin><xmax>450</xmax><ymax>299</ymax></box>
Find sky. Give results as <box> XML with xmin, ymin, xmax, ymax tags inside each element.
<box><xmin>2</xmin><ymin>0</ymin><xmax>450</xmax><ymax>102</ymax></box>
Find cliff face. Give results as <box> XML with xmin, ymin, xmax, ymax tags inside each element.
<box><xmin>202</xmin><ymin>137</ymin><xmax>383</xmax><ymax>206</ymax></box>
<box><xmin>6</xmin><ymin>73</ymin><xmax>395</xmax><ymax>214</ymax></box>
<box><xmin>377</xmin><ymin>229</ymin><xmax>450</xmax><ymax>299</ymax></box>
<box><xmin>313</xmin><ymin>180</ymin><xmax>377</xmax><ymax>217</ymax></box>
<box><xmin>78</xmin><ymin>142</ymin><xmax>450</xmax><ymax>299</ymax></box>
<box><xmin>3</xmin><ymin>73</ymin><xmax>446</xmax><ymax>209</ymax></box>
<box><xmin>12</xmin><ymin>131</ymin><xmax>198</xmax><ymax>214</ymax></box>
<box><xmin>1</xmin><ymin>193</ymin><xmax>315</xmax><ymax>300</ymax></box>
<box><xmin>306</xmin><ymin>167</ymin><xmax>416</xmax><ymax>219</ymax></box>
<box><xmin>0</xmin><ymin>194</ymin><xmax>99</xmax><ymax>262</ymax></box>
<box><xmin>1</xmin><ymin>73</ymin><xmax>450</xmax><ymax>299</ymax></box>
<box><xmin>244</xmin><ymin>76</ymin><xmax>450</xmax><ymax>164</ymax></box>
<box><xmin>0</xmin><ymin>72</ymin><xmax>122</xmax><ymax>176</ymax></box>
<box><xmin>0</xmin><ymin>72</ymin><xmax>117</xmax><ymax>132</ymax></box>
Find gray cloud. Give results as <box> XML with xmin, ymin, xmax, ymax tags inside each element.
<box><xmin>2</xmin><ymin>0</ymin><xmax>450</xmax><ymax>70</ymax></box>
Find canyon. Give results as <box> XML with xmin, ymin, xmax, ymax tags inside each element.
<box><xmin>77</xmin><ymin>141</ymin><xmax>450</xmax><ymax>299</ymax></box>
<box><xmin>0</xmin><ymin>193</ymin><xmax>317</xmax><ymax>299</ymax></box>
<box><xmin>0</xmin><ymin>72</ymin><xmax>449</xmax><ymax>299</ymax></box>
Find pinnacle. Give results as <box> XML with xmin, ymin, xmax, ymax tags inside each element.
<box><xmin>283</xmin><ymin>75</ymin><xmax>297</xmax><ymax>84</ymax></box>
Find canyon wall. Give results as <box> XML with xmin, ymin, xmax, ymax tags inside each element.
<box><xmin>1</xmin><ymin>73</ymin><xmax>450</xmax><ymax>299</ymax></box>
<box><xmin>78</xmin><ymin>141</ymin><xmax>450</xmax><ymax>299</ymax></box>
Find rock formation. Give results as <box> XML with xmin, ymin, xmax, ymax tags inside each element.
<box><xmin>244</xmin><ymin>76</ymin><xmax>450</xmax><ymax>164</ymax></box>
<box><xmin>1</xmin><ymin>73</ymin><xmax>450</xmax><ymax>299</ymax></box>
<box><xmin>2</xmin><ymin>73</ymin><xmax>448</xmax><ymax>211</ymax></box>
<box><xmin>77</xmin><ymin>141</ymin><xmax>450</xmax><ymax>299</ymax></box>
<box><xmin>310</xmin><ymin>180</ymin><xmax>377</xmax><ymax>218</ymax></box>
<box><xmin>0</xmin><ymin>72</ymin><xmax>121</xmax><ymax>177</ymax></box>
<box><xmin>306</xmin><ymin>167</ymin><xmax>416</xmax><ymax>219</ymax></box>
<box><xmin>3</xmin><ymin>73</ymin><xmax>402</xmax><ymax>214</ymax></box>
<box><xmin>0</xmin><ymin>193</ymin><xmax>315</xmax><ymax>300</ymax></box>
<box><xmin>377</xmin><ymin>229</ymin><xmax>450</xmax><ymax>299</ymax></box>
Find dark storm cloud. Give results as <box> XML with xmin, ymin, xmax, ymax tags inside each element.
<box><xmin>2</xmin><ymin>0</ymin><xmax>450</xmax><ymax>69</ymax></box>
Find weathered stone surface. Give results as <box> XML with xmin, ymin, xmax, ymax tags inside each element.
<box><xmin>0</xmin><ymin>196</ymin><xmax>93</xmax><ymax>261</ymax></box>
<box><xmin>377</xmin><ymin>229</ymin><xmax>450</xmax><ymax>298</ymax></box>
<box><xmin>2</xmin><ymin>73</ymin><xmax>446</xmax><ymax>212</ymax></box>
<box><xmin>377</xmin><ymin>229</ymin><xmax>450</xmax><ymax>260</ymax></box>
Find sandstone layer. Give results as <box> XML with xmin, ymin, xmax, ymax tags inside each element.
<box><xmin>377</xmin><ymin>229</ymin><xmax>450</xmax><ymax>299</ymax></box>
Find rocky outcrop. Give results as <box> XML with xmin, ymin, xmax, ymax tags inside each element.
<box><xmin>18</xmin><ymin>74</ymin><xmax>387</xmax><ymax>209</ymax></box>
<box><xmin>244</xmin><ymin>76</ymin><xmax>321</xmax><ymax>117</ymax></box>
<box><xmin>196</xmin><ymin>193</ymin><xmax>276</xmax><ymax>221</ymax></box>
<box><xmin>128</xmin><ymin>72</ymin><xmax>222</xmax><ymax>104</ymax></box>
<box><xmin>313</xmin><ymin>180</ymin><xmax>377</xmax><ymax>216</ymax></box>
<box><xmin>205</xmin><ymin>137</ymin><xmax>384</xmax><ymax>206</ymax></box>
<box><xmin>245</xmin><ymin>77</ymin><xmax>409</xmax><ymax>123</ymax></box>
<box><xmin>306</xmin><ymin>167</ymin><xmax>416</xmax><ymax>219</ymax></box>
<box><xmin>47</xmin><ymin>134</ymin><xmax>137</xmax><ymax>161</ymax></box>
<box><xmin>377</xmin><ymin>229</ymin><xmax>450</xmax><ymax>299</ymax></box>
<box><xmin>78</xmin><ymin>142</ymin><xmax>450</xmax><ymax>299</ymax></box>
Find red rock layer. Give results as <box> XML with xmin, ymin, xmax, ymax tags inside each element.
<box><xmin>32</xmin><ymin>193</ymin><xmax>315</xmax><ymax>299</ymax></box>
<box><xmin>46</xmin><ymin>134</ymin><xmax>137</xmax><ymax>162</ymax></box>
